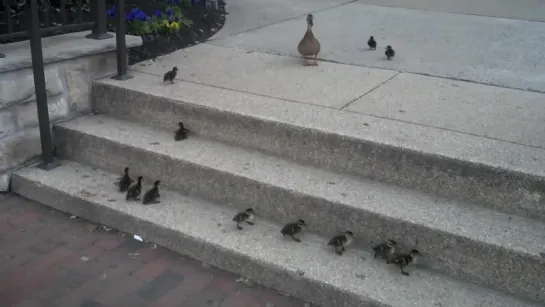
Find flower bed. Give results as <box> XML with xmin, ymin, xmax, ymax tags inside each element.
<box><xmin>0</xmin><ymin>0</ymin><xmax>226</xmax><ymax>65</ymax></box>
<box><xmin>106</xmin><ymin>0</ymin><xmax>226</xmax><ymax>64</ymax></box>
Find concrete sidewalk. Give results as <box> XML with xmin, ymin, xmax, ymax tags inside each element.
<box><xmin>210</xmin><ymin>2</ymin><xmax>545</xmax><ymax>93</ymax></box>
<box><xmin>131</xmin><ymin>0</ymin><xmax>545</xmax><ymax>156</ymax></box>
<box><xmin>0</xmin><ymin>193</ymin><xmax>308</xmax><ymax>307</ymax></box>
<box><xmin>134</xmin><ymin>43</ymin><xmax>545</xmax><ymax>153</ymax></box>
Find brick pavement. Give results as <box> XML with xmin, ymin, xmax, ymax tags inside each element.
<box><xmin>0</xmin><ymin>193</ymin><xmax>311</xmax><ymax>307</ymax></box>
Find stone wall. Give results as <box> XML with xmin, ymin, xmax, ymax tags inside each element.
<box><xmin>0</xmin><ymin>53</ymin><xmax>117</xmax><ymax>190</ymax></box>
<box><xmin>0</xmin><ymin>31</ymin><xmax>142</xmax><ymax>191</ymax></box>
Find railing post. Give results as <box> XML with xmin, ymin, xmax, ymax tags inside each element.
<box><xmin>28</xmin><ymin>0</ymin><xmax>58</xmax><ymax>170</ymax></box>
<box><xmin>86</xmin><ymin>0</ymin><xmax>113</xmax><ymax>40</ymax></box>
<box><xmin>112</xmin><ymin>0</ymin><xmax>132</xmax><ymax>80</ymax></box>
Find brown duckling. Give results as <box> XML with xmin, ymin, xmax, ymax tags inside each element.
<box><xmin>372</xmin><ymin>239</ymin><xmax>396</xmax><ymax>262</ymax></box>
<box><xmin>116</xmin><ymin>166</ymin><xmax>134</xmax><ymax>192</ymax></box>
<box><xmin>142</xmin><ymin>180</ymin><xmax>161</xmax><ymax>205</ymax></box>
<box><xmin>281</xmin><ymin>219</ymin><xmax>307</xmax><ymax>242</ymax></box>
<box><xmin>233</xmin><ymin>208</ymin><xmax>256</xmax><ymax>230</ymax></box>
<box><xmin>174</xmin><ymin>121</ymin><xmax>189</xmax><ymax>141</ymax></box>
<box><xmin>328</xmin><ymin>230</ymin><xmax>354</xmax><ymax>255</ymax></box>
<box><xmin>163</xmin><ymin>66</ymin><xmax>178</xmax><ymax>84</ymax></box>
<box><xmin>385</xmin><ymin>45</ymin><xmax>395</xmax><ymax>60</ymax></box>
<box><xmin>389</xmin><ymin>249</ymin><xmax>420</xmax><ymax>276</ymax></box>
<box><xmin>126</xmin><ymin>176</ymin><xmax>143</xmax><ymax>201</ymax></box>
<box><xmin>297</xmin><ymin>14</ymin><xmax>321</xmax><ymax>66</ymax></box>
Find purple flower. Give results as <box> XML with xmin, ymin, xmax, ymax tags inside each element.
<box><xmin>106</xmin><ymin>5</ymin><xmax>115</xmax><ymax>17</ymax></box>
<box><xmin>153</xmin><ymin>9</ymin><xmax>162</xmax><ymax>17</ymax></box>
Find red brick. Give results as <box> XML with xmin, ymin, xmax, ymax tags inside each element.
<box><xmin>133</xmin><ymin>259</ymin><xmax>172</xmax><ymax>281</ymax></box>
<box><xmin>94</xmin><ymin>237</ymin><xmax>126</xmax><ymax>250</ymax></box>
<box><xmin>144</xmin><ymin>265</ymin><xmax>212</xmax><ymax>306</ymax></box>
<box><xmin>52</xmin><ymin>274</ymin><xmax>108</xmax><ymax>306</ymax></box>
<box><xmin>0</xmin><ymin>286</ymin><xmax>25</xmax><ymax>306</ymax></box>
<box><xmin>146</xmin><ymin>283</ymin><xmax>189</xmax><ymax>307</ymax></box>
<box><xmin>14</xmin><ymin>299</ymin><xmax>42</xmax><ymax>307</ymax></box>
<box><xmin>169</xmin><ymin>265</ymin><xmax>214</xmax><ymax>295</ymax></box>
<box><xmin>0</xmin><ymin>267</ymin><xmax>28</xmax><ymax>289</ymax></box>
<box><xmin>95</xmin><ymin>275</ymin><xmax>144</xmax><ymax>305</ymax></box>
<box><xmin>22</xmin><ymin>265</ymin><xmax>63</xmax><ymax>292</ymax></box>
<box><xmin>9</xmin><ymin>211</ymin><xmax>39</xmax><ymax>226</ymax></box>
<box><xmin>79</xmin><ymin>245</ymin><xmax>108</xmax><ymax>261</ymax></box>
<box><xmin>221</xmin><ymin>291</ymin><xmax>262</xmax><ymax>307</ymax></box>
<box><xmin>59</xmin><ymin>253</ymin><xmax>88</xmax><ymax>270</ymax></box>
<box><xmin>0</xmin><ymin>211</ymin><xmax>14</xmax><ymax>222</ymax></box>
<box><xmin>207</xmin><ymin>270</ymin><xmax>243</xmax><ymax>294</ymax></box>
<box><xmin>251</xmin><ymin>290</ymin><xmax>302</xmax><ymax>307</ymax></box>
<box><xmin>133</xmin><ymin>246</ymin><xmax>160</xmax><ymax>262</ymax></box>
<box><xmin>0</xmin><ymin>223</ymin><xmax>12</xmax><ymax>235</ymax></box>
<box><xmin>25</xmin><ymin>247</ymin><xmax>72</xmax><ymax>272</ymax></box>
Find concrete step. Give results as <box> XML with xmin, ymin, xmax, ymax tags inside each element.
<box><xmin>91</xmin><ymin>72</ymin><xmax>545</xmax><ymax>222</ymax></box>
<box><xmin>52</xmin><ymin>115</ymin><xmax>545</xmax><ymax>303</ymax></box>
<box><xmin>11</xmin><ymin>160</ymin><xmax>541</xmax><ymax>307</ymax></box>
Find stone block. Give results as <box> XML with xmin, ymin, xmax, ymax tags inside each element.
<box><xmin>0</xmin><ymin>171</ymin><xmax>8</xmax><ymax>191</ymax></box>
<box><xmin>15</xmin><ymin>95</ymin><xmax>70</xmax><ymax>129</ymax></box>
<box><xmin>0</xmin><ymin>66</ymin><xmax>64</xmax><ymax>108</ymax></box>
<box><xmin>66</xmin><ymin>62</ymin><xmax>91</xmax><ymax>114</ymax></box>
<box><xmin>0</xmin><ymin>128</ymin><xmax>42</xmax><ymax>172</ymax></box>
<box><xmin>65</xmin><ymin>52</ymin><xmax>117</xmax><ymax>113</ymax></box>
<box><xmin>87</xmin><ymin>52</ymin><xmax>118</xmax><ymax>79</ymax></box>
<box><xmin>0</xmin><ymin>111</ymin><xmax>16</xmax><ymax>139</ymax></box>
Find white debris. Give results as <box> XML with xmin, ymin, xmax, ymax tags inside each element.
<box><xmin>133</xmin><ymin>234</ymin><xmax>143</xmax><ymax>242</ymax></box>
<box><xmin>69</xmin><ymin>215</ymin><xmax>78</xmax><ymax>219</ymax></box>
<box><xmin>80</xmin><ymin>256</ymin><xmax>90</xmax><ymax>261</ymax></box>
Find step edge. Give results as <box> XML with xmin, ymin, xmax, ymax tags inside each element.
<box><xmin>91</xmin><ymin>80</ymin><xmax>545</xmax><ymax>221</ymax></box>
<box><xmin>11</xmin><ymin>162</ymin><xmax>539</xmax><ymax>307</ymax></box>
<box><xmin>52</xmin><ymin>117</ymin><xmax>545</xmax><ymax>303</ymax></box>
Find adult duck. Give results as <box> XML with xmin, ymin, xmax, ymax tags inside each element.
<box><xmin>297</xmin><ymin>14</ymin><xmax>321</xmax><ymax>66</ymax></box>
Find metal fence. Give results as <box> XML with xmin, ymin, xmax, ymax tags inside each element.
<box><xmin>0</xmin><ymin>0</ymin><xmax>130</xmax><ymax>169</ymax></box>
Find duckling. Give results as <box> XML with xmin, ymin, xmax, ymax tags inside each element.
<box><xmin>297</xmin><ymin>14</ymin><xmax>321</xmax><ymax>66</ymax></box>
<box><xmin>328</xmin><ymin>231</ymin><xmax>354</xmax><ymax>255</ymax></box>
<box><xmin>233</xmin><ymin>208</ymin><xmax>255</xmax><ymax>230</ymax></box>
<box><xmin>281</xmin><ymin>219</ymin><xmax>306</xmax><ymax>242</ymax></box>
<box><xmin>174</xmin><ymin>121</ymin><xmax>189</xmax><ymax>141</ymax></box>
<box><xmin>126</xmin><ymin>176</ymin><xmax>143</xmax><ymax>201</ymax></box>
<box><xmin>367</xmin><ymin>36</ymin><xmax>377</xmax><ymax>50</ymax></box>
<box><xmin>142</xmin><ymin>180</ymin><xmax>161</xmax><ymax>205</ymax></box>
<box><xmin>385</xmin><ymin>45</ymin><xmax>395</xmax><ymax>60</ymax></box>
<box><xmin>372</xmin><ymin>239</ymin><xmax>396</xmax><ymax>262</ymax></box>
<box><xmin>163</xmin><ymin>66</ymin><xmax>178</xmax><ymax>84</ymax></box>
<box><xmin>389</xmin><ymin>249</ymin><xmax>420</xmax><ymax>276</ymax></box>
<box><xmin>115</xmin><ymin>166</ymin><xmax>134</xmax><ymax>192</ymax></box>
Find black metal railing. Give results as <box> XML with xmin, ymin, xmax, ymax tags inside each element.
<box><xmin>0</xmin><ymin>0</ymin><xmax>130</xmax><ymax>169</ymax></box>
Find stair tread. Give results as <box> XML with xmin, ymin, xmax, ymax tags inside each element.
<box><xmin>59</xmin><ymin>115</ymin><xmax>545</xmax><ymax>257</ymax></box>
<box><xmin>96</xmin><ymin>72</ymin><xmax>545</xmax><ymax>179</ymax></box>
<box><xmin>13</xmin><ymin>160</ymin><xmax>539</xmax><ymax>307</ymax></box>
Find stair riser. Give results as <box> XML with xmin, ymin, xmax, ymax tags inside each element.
<box><xmin>92</xmin><ymin>83</ymin><xmax>545</xmax><ymax>221</ymax></box>
<box><xmin>10</xmin><ymin>174</ymin><xmax>373</xmax><ymax>307</ymax></box>
<box><xmin>54</xmin><ymin>125</ymin><xmax>545</xmax><ymax>303</ymax></box>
